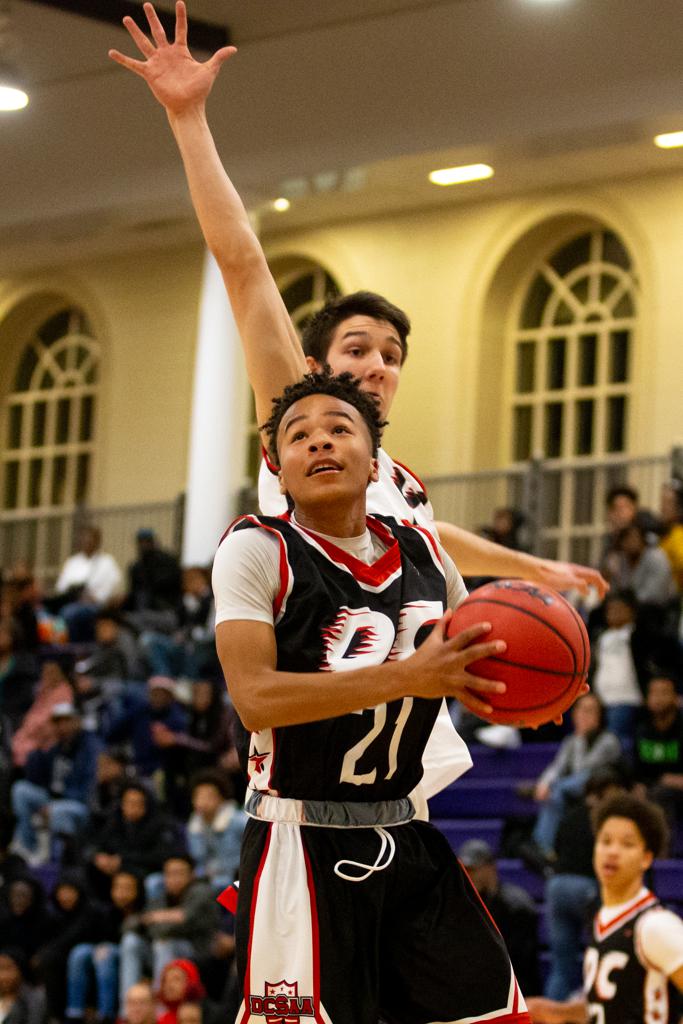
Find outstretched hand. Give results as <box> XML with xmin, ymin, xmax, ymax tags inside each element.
<box><xmin>533</xmin><ymin>557</ymin><xmax>608</xmax><ymax>599</ymax></box>
<box><xmin>108</xmin><ymin>1</ymin><xmax>236</xmax><ymax>115</ymax></box>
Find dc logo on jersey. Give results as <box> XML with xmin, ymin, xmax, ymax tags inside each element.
<box><xmin>319</xmin><ymin>607</ymin><xmax>395</xmax><ymax>672</ymax></box>
<box><xmin>248</xmin><ymin>979</ymin><xmax>314</xmax><ymax>1021</ymax></box>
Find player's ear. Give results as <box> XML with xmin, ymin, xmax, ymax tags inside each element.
<box><xmin>278</xmin><ymin>471</ymin><xmax>287</xmax><ymax>495</ymax></box>
<box><xmin>369</xmin><ymin>457</ymin><xmax>379</xmax><ymax>484</ymax></box>
<box><xmin>642</xmin><ymin>849</ymin><xmax>654</xmax><ymax>872</ymax></box>
<box><xmin>305</xmin><ymin>355</ymin><xmax>322</xmax><ymax>373</ymax></box>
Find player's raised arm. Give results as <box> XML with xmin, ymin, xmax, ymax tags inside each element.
<box><xmin>436</xmin><ymin>520</ymin><xmax>609</xmax><ymax>598</ymax></box>
<box><xmin>109</xmin><ymin>1</ymin><xmax>306</xmax><ymax>427</ymax></box>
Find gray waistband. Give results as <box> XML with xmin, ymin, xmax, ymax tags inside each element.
<box><xmin>245</xmin><ymin>790</ymin><xmax>415</xmax><ymax>827</ymax></box>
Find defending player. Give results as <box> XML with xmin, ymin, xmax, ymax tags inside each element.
<box><xmin>109</xmin><ymin>3</ymin><xmax>602</xmax><ymax>800</ymax></box>
<box><xmin>527</xmin><ymin>794</ymin><xmax>683</xmax><ymax>1024</ymax></box>
<box><xmin>212</xmin><ymin>368</ymin><xmax>531</xmax><ymax>1023</ymax></box>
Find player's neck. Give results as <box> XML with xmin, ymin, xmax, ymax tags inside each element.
<box><xmin>293</xmin><ymin>496</ymin><xmax>367</xmax><ymax>538</ymax></box>
<box><xmin>601</xmin><ymin>876</ymin><xmax>645</xmax><ymax>907</ymax></box>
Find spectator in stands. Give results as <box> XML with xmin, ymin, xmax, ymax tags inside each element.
<box><xmin>140</xmin><ymin>568</ymin><xmax>215</xmax><ymax>681</ymax></box>
<box><xmin>1</xmin><ymin>569</ymin><xmax>39</xmax><ymax>653</ymax></box>
<box><xmin>65</xmin><ymin>869</ymin><xmax>145</xmax><ymax>1024</ymax></box>
<box><xmin>0</xmin><ymin>813</ymin><xmax>27</xmax><ymax>888</ymax></box>
<box><xmin>632</xmin><ymin>674</ymin><xmax>683</xmax><ymax>842</ymax></box>
<box><xmin>53</xmin><ymin>525</ymin><xmax>123</xmax><ymax>642</ymax></box>
<box><xmin>103</xmin><ymin>676</ymin><xmax>188</xmax><ymax>778</ymax></box>
<box><xmin>157</xmin><ymin>960</ymin><xmax>205</xmax><ymax>1024</ymax></box>
<box><xmin>86</xmin><ymin>783</ymin><xmax>180</xmax><ymax>900</ymax></box>
<box><xmin>600</xmin><ymin>484</ymin><xmax>659</xmax><ymax>576</ymax></box>
<box><xmin>119</xmin><ymin>854</ymin><xmax>218</xmax><ymax>988</ymax></box>
<box><xmin>0</xmin><ymin>622</ymin><xmax>38</xmax><ymax>733</ymax></box>
<box><xmin>186</xmin><ymin>771</ymin><xmax>246</xmax><ymax>895</ymax></box>
<box><xmin>126</xmin><ymin>529</ymin><xmax>183</xmax><ymax>631</ymax></box>
<box><xmin>11</xmin><ymin>704</ymin><xmax>101</xmax><ymax>865</ymax></box>
<box><xmin>11</xmin><ymin>659</ymin><xmax>74</xmax><ymax>768</ymax></box>
<box><xmin>121</xmin><ymin>982</ymin><xmax>157</xmax><ymax>1024</ymax></box>
<box><xmin>589</xmin><ymin>590</ymin><xmax>643</xmax><ymax>745</ymax></box>
<box><xmin>610</xmin><ymin>522</ymin><xmax>677</xmax><ymax>610</ymax></box>
<box><xmin>531</xmin><ymin>693</ymin><xmax>621</xmax><ymax>856</ymax></box>
<box><xmin>75</xmin><ymin>610</ymin><xmax>139</xmax><ymax>684</ymax></box>
<box><xmin>86</xmin><ymin>748</ymin><xmax>137</xmax><ymax>836</ymax></box>
<box><xmin>0</xmin><ymin>878</ymin><xmax>49</xmax><ymax>964</ymax></box>
<box><xmin>659</xmin><ymin>479</ymin><xmax>683</xmax><ymax>593</ymax></box>
<box><xmin>458</xmin><ymin>838</ymin><xmax>541</xmax><ymax>996</ymax></box>
<box><xmin>0</xmin><ymin>703</ymin><xmax>13</xmax><ymax>807</ymax></box>
<box><xmin>151</xmin><ymin>681</ymin><xmax>238</xmax><ymax>814</ymax></box>
<box><xmin>479</xmin><ymin>507</ymin><xmax>527</xmax><ymax>551</ymax></box>
<box><xmin>176</xmin><ymin>1002</ymin><xmax>202</xmax><ymax>1024</ymax></box>
<box><xmin>33</xmin><ymin>870</ymin><xmax>95</xmax><ymax>1021</ymax></box>
<box><xmin>543</xmin><ymin>766</ymin><xmax>627</xmax><ymax>1000</ymax></box>
<box><xmin>0</xmin><ymin>947</ymin><xmax>47</xmax><ymax>1024</ymax></box>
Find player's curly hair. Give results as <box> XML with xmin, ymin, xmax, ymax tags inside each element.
<box><xmin>592</xmin><ymin>793</ymin><xmax>669</xmax><ymax>857</ymax></box>
<box><xmin>261</xmin><ymin>369</ymin><xmax>386</xmax><ymax>466</ymax></box>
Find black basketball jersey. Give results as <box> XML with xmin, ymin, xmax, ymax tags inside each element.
<box><xmin>222</xmin><ymin>512</ymin><xmax>447</xmax><ymax>803</ymax></box>
<box><xmin>584</xmin><ymin>890</ymin><xmax>683</xmax><ymax>1024</ymax></box>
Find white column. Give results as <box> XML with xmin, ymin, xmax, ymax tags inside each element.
<box><xmin>182</xmin><ymin>250</ymin><xmax>247</xmax><ymax>565</ymax></box>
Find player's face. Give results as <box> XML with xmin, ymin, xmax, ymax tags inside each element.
<box><xmin>308</xmin><ymin>316</ymin><xmax>403</xmax><ymax>419</ymax></box>
<box><xmin>594</xmin><ymin>816</ymin><xmax>653</xmax><ymax>894</ymax></box>
<box><xmin>277</xmin><ymin>394</ymin><xmax>379</xmax><ymax>509</ymax></box>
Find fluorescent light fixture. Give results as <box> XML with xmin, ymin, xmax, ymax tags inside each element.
<box><xmin>272</xmin><ymin>197</ymin><xmax>291</xmax><ymax>212</ymax></box>
<box><xmin>429</xmin><ymin>163</ymin><xmax>494</xmax><ymax>186</ymax></box>
<box><xmin>654</xmin><ymin>131</ymin><xmax>683</xmax><ymax>149</ymax></box>
<box><xmin>0</xmin><ymin>61</ymin><xmax>28</xmax><ymax>111</ymax></box>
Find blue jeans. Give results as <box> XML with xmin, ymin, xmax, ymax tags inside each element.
<box><xmin>140</xmin><ymin>631</ymin><xmax>199</xmax><ymax>679</ymax></box>
<box><xmin>533</xmin><ymin>771</ymin><xmax>589</xmax><ymax>854</ymax></box>
<box><xmin>604</xmin><ymin>704</ymin><xmax>638</xmax><ymax>748</ymax></box>
<box><xmin>66</xmin><ymin>942</ymin><xmax>120</xmax><ymax>1019</ymax></box>
<box><xmin>12</xmin><ymin>779</ymin><xmax>88</xmax><ymax>853</ymax></box>
<box><xmin>544</xmin><ymin>874</ymin><xmax>598</xmax><ymax>999</ymax></box>
<box><xmin>119</xmin><ymin>931</ymin><xmax>195</xmax><ymax>1004</ymax></box>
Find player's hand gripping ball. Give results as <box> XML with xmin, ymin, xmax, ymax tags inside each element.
<box><xmin>448</xmin><ymin>579</ymin><xmax>590</xmax><ymax>727</ymax></box>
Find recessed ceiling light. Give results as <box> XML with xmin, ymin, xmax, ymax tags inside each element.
<box><xmin>654</xmin><ymin>131</ymin><xmax>683</xmax><ymax>149</ymax></box>
<box><xmin>0</xmin><ymin>83</ymin><xmax>27</xmax><ymax>110</ymax></box>
<box><xmin>428</xmin><ymin>163</ymin><xmax>494</xmax><ymax>186</ymax></box>
<box><xmin>272</xmin><ymin>197</ymin><xmax>291</xmax><ymax>212</ymax></box>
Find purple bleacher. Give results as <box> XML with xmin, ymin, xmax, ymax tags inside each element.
<box><xmin>653</xmin><ymin>860</ymin><xmax>683</xmax><ymax>906</ymax></box>
<box><xmin>429</xmin><ymin>778</ymin><xmax>537</xmax><ymax>819</ymax></box>
<box><xmin>496</xmin><ymin>858</ymin><xmax>545</xmax><ymax>901</ymax></box>
<box><xmin>466</xmin><ymin>742</ymin><xmax>560</xmax><ymax>780</ymax></box>
<box><xmin>432</xmin><ymin>817</ymin><xmax>504</xmax><ymax>850</ymax></box>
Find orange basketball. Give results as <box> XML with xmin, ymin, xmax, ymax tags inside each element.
<box><xmin>448</xmin><ymin>579</ymin><xmax>590</xmax><ymax>727</ymax></box>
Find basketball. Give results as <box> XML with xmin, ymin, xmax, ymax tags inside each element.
<box><xmin>448</xmin><ymin>579</ymin><xmax>590</xmax><ymax>727</ymax></box>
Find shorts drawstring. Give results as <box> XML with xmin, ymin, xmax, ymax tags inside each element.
<box><xmin>334</xmin><ymin>826</ymin><xmax>396</xmax><ymax>882</ymax></box>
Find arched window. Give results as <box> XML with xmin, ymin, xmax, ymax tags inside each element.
<box><xmin>508</xmin><ymin>227</ymin><xmax>638</xmax><ymax>560</ymax></box>
<box><xmin>243</xmin><ymin>260</ymin><xmax>341</xmax><ymax>486</ymax></box>
<box><xmin>2</xmin><ymin>304</ymin><xmax>100</xmax><ymax>514</ymax></box>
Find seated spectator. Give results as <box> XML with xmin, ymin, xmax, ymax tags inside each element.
<box><xmin>86</xmin><ymin>782</ymin><xmax>180</xmax><ymax>900</ymax></box>
<box><xmin>186</xmin><ymin>771</ymin><xmax>246</xmax><ymax>895</ymax></box>
<box><xmin>52</xmin><ymin>525</ymin><xmax>123</xmax><ymax>642</ymax></box>
<box><xmin>0</xmin><ymin>621</ymin><xmax>38</xmax><ymax>733</ymax></box>
<box><xmin>11</xmin><ymin>659</ymin><xmax>74</xmax><ymax>768</ymax></box>
<box><xmin>600</xmin><ymin>484</ymin><xmax>659</xmax><ymax>577</ymax></box>
<box><xmin>0</xmin><ymin>947</ymin><xmax>47</xmax><ymax>1024</ymax></box>
<box><xmin>458</xmin><ymin>839</ymin><xmax>541</xmax><ymax>997</ymax></box>
<box><xmin>0</xmin><ymin>703</ymin><xmax>13</xmax><ymax>807</ymax></box>
<box><xmin>11</xmin><ymin>704</ymin><xmax>101</xmax><ymax>864</ymax></box>
<box><xmin>86</xmin><ymin>749</ymin><xmax>138</xmax><ymax>836</ymax></box>
<box><xmin>119</xmin><ymin>855</ymin><xmax>218</xmax><ymax>987</ymax></box>
<box><xmin>125</xmin><ymin>529</ymin><xmax>183</xmax><ymax>633</ymax></box>
<box><xmin>140</xmin><ymin>568</ymin><xmax>216</xmax><ymax>681</ymax></box>
<box><xmin>157</xmin><ymin>960</ymin><xmax>205</xmax><ymax>1024</ymax></box>
<box><xmin>589</xmin><ymin>590</ymin><xmax>643</xmax><ymax>745</ymax></box>
<box><xmin>659</xmin><ymin>479</ymin><xmax>683</xmax><ymax>593</ymax></box>
<box><xmin>152</xmin><ymin>681</ymin><xmax>238</xmax><ymax>815</ymax></box>
<box><xmin>530</xmin><ymin>693</ymin><xmax>621</xmax><ymax>856</ymax></box>
<box><xmin>542</xmin><ymin>766</ymin><xmax>627</xmax><ymax>1000</ymax></box>
<box><xmin>632</xmin><ymin>674</ymin><xmax>683</xmax><ymax>842</ymax></box>
<box><xmin>479</xmin><ymin>506</ymin><xmax>527</xmax><ymax>551</ymax></box>
<box><xmin>75</xmin><ymin>611</ymin><xmax>140</xmax><ymax>684</ymax></box>
<box><xmin>610</xmin><ymin>522</ymin><xmax>677</xmax><ymax>610</ymax></box>
<box><xmin>33</xmin><ymin>871</ymin><xmax>95</xmax><ymax>1022</ymax></box>
<box><xmin>121</xmin><ymin>982</ymin><xmax>157</xmax><ymax>1024</ymax></box>
<box><xmin>0</xmin><ymin>878</ymin><xmax>49</xmax><ymax>964</ymax></box>
<box><xmin>65</xmin><ymin>869</ymin><xmax>145</xmax><ymax>1024</ymax></box>
<box><xmin>0</xmin><ymin>813</ymin><xmax>27</xmax><ymax>888</ymax></box>
<box><xmin>1</xmin><ymin>568</ymin><xmax>39</xmax><ymax>653</ymax></box>
<box><xmin>103</xmin><ymin>677</ymin><xmax>187</xmax><ymax>778</ymax></box>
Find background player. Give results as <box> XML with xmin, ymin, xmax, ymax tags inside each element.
<box><xmin>212</xmin><ymin>369</ymin><xmax>530</xmax><ymax>1023</ymax></box>
<box><xmin>527</xmin><ymin>794</ymin><xmax>683</xmax><ymax>1024</ymax></box>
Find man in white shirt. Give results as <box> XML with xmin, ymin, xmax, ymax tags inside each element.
<box><xmin>55</xmin><ymin>525</ymin><xmax>123</xmax><ymax>641</ymax></box>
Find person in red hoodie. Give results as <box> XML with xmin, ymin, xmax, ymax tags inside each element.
<box><xmin>157</xmin><ymin>960</ymin><xmax>205</xmax><ymax>1024</ymax></box>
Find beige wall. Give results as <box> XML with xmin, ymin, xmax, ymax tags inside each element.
<box><xmin>2</xmin><ymin>168</ymin><xmax>682</xmax><ymax>512</ymax></box>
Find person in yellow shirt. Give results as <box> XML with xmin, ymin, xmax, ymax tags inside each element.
<box><xmin>659</xmin><ymin>480</ymin><xmax>683</xmax><ymax>592</ymax></box>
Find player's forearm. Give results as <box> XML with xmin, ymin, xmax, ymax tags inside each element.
<box><xmin>436</xmin><ymin>521</ymin><xmax>540</xmax><ymax>577</ymax></box>
<box><xmin>527</xmin><ymin>997</ymin><xmax>587</xmax><ymax>1024</ymax></box>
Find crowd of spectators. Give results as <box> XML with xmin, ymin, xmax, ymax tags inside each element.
<box><xmin>0</xmin><ymin>476</ymin><xmax>680</xmax><ymax>1020</ymax></box>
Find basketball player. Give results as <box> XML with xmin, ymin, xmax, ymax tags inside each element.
<box><xmin>110</xmin><ymin>3</ymin><xmax>598</xmax><ymax>798</ymax></box>
<box><xmin>212</xmin><ymin>368</ymin><xmax>531</xmax><ymax>1023</ymax></box>
<box><xmin>527</xmin><ymin>794</ymin><xmax>683</xmax><ymax>1024</ymax></box>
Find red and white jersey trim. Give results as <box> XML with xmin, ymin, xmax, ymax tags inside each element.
<box><xmin>594</xmin><ymin>889</ymin><xmax>659</xmax><ymax>942</ymax></box>
<box><xmin>223</xmin><ymin>514</ymin><xmax>294</xmax><ymax>623</ymax></box>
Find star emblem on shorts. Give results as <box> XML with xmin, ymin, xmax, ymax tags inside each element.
<box><xmin>249</xmin><ymin>751</ymin><xmax>269</xmax><ymax>774</ymax></box>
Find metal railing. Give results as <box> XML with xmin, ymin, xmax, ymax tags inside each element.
<box><xmin>0</xmin><ymin>495</ymin><xmax>185</xmax><ymax>586</ymax></box>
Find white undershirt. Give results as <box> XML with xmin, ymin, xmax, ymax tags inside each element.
<box><xmin>597</xmin><ymin>888</ymin><xmax>683</xmax><ymax>977</ymax></box>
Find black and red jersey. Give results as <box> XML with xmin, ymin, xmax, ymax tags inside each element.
<box><xmin>222</xmin><ymin>513</ymin><xmax>447</xmax><ymax>803</ymax></box>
